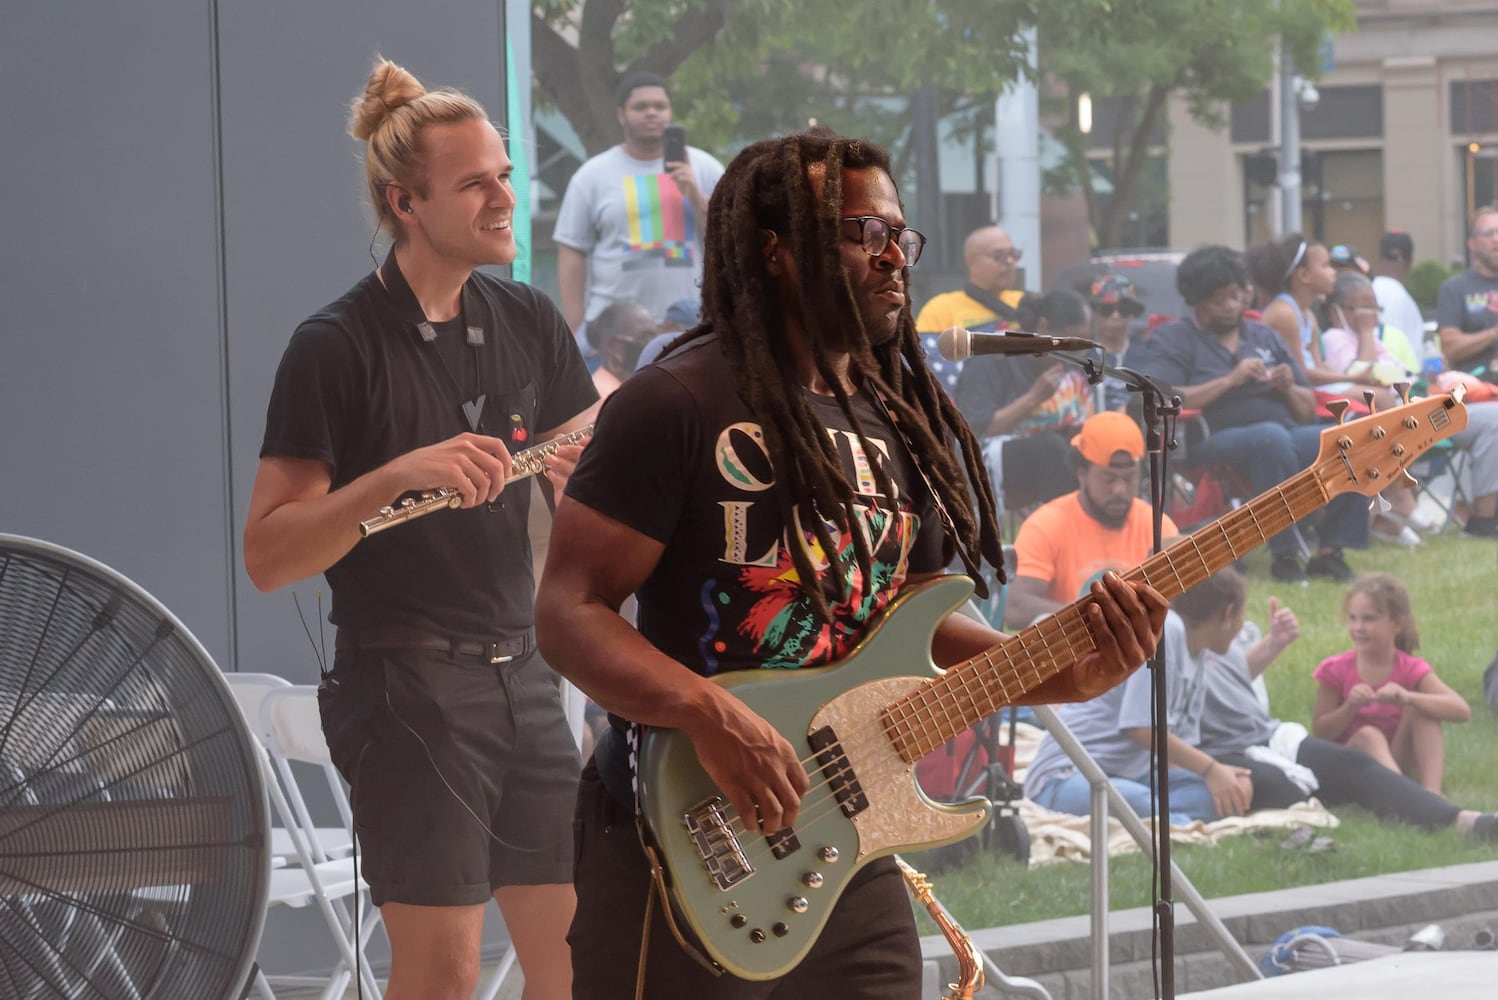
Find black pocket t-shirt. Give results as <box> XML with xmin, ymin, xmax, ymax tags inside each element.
<box><xmin>260</xmin><ymin>269</ymin><xmax>596</xmax><ymax>636</ymax></box>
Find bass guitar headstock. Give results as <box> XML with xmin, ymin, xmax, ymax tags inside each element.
<box><xmin>1316</xmin><ymin>383</ymin><xmax>1468</xmax><ymax>499</ymax></box>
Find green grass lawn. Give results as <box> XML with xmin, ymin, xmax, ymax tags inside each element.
<box><xmin>912</xmin><ymin>530</ymin><xmax>1498</xmax><ymax>930</ymax></box>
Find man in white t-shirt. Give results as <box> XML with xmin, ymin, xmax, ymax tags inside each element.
<box><xmin>1371</xmin><ymin>230</ymin><xmax>1425</xmax><ymax>351</ymax></box>
<box><xmin>553</xmin><ymin>72</ymin><xmax>725</xmax><ymax>331</ymax></box>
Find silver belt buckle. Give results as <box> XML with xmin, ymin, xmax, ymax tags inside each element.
<box><xmin>486</xmin><ymin>643</ymin><xmax>514</xmax><ymax>664</ymax></box>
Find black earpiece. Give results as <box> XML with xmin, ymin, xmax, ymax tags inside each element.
<box><xmin>398</xmin><ymin>195</ymin><xmax>413</xmax><ymax>214</ymax></box>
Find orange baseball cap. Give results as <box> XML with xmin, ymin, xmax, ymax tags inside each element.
<box><xmin>1070</xmin><ymin>411</ymin><xmax>1144</xmax><ymax>466</ymax></box>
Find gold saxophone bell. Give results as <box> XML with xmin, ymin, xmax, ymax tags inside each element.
<box><xmin>895</xmin><ymin>857</ymin><xmax>983</xmax><ymax>1000</ymax></box>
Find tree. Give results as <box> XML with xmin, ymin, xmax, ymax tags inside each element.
<box><xmin>532</xmin><ymin>0</ymin><xmax>1036</xmax><ymax>160</ymax></box>
<box><xmin>1037</xmin><ymin>0</ymin><xmax>1356</xmax><ymax>249</ymax></box>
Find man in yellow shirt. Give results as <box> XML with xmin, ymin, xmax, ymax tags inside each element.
<box><xmin>915</xmin><ymin>225</ymin><xmax>1030</xmax><ymax>394</ymax></box>
<box><xmin>1004</xmin><ymin>411</ymin><xmax>1178</xmax><ymax>628</ymax></box>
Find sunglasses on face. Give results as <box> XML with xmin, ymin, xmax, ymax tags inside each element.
<box><xmin>1096</xmin><ymin>302</ymin><xmax>1144</xmax><ymax>319</ymax></box>
<box><xmin>841</xmin><ymin>216</ymin><xmax>927</xmax><ymax>266</ymax></box>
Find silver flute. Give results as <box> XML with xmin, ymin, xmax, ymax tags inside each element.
<box><xmin>358</xmin><ymin>424</ymin><xmax>594</xmax><ymax>537</ymax></box>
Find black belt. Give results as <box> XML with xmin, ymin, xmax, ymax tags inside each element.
<box><xmin>335</xmin><ymin>625</ymin><xmax>534</xmax><ymax>664</ymax></box>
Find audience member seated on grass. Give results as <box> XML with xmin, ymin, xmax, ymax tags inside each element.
<box><xmin>914</xmin><ymin>224</ymin><xmax>1030</xmax><ymax>397</ymax></box>
<box><xmin>1126</xmin><ymin>244</ymin><xmax>1369</xmax><ymax>585</ymax></box>
<box><xmin>1312</xmin><ymin>573</ymin><xmax>1471</xmax><ymax>796</ymax></box>
<box><xmin>1432</xmin><ymin>200</ymin><xmax>1498</xmax><ymax>538</ymax></box>
<box><xmin>585</xmin><ymin>300</ymin><xmax>659</xmax><ymax>410</ymax></box>
<box><xmin>1247</xmin><ymin>234</ymin><xmax>1342</xmax><ymax>387</ymax></box>
<box><xmin>1023</xmin><ymin>569</ymin><xmax>1255</xmax><ymax>826</ymax></box>
<box><xmin>1318</xmin><ymin>271</ymin><xmax>1433</xmax><ymax>547</ymax></box>
<box><xmin>956</xmin><ymin>289</ymin><xmax>1096</xmax><ymax>513</ymax></box>
<box><xmin>1196</xmin><ymin>593</ymin><xmax>1498</xmax><ymax>841</ymax></box>
<box><xmin>1436</xmin><ymin>204</ymin><xmax>1498</xmax><ymax>537</ymax></box>
<box><xmin>1086</xmin><ymin>275</ymin><xmax>1145</xmax><ymax>412</ymax></box>
<box><xmin>1004</xmin><ymin>411</ymin><xmax>1177</xmax><ymax>630</ymax></box>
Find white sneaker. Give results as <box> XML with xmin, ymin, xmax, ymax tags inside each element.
<box><xmin>1372</xmin><ymin>523</ymin><xmax>1422</xmax><ymax>547</ymax></box>
<box><xmin>1387</xmin><ymin>509</ymin><xmax>1440</xmax><ymax>534</ymax></box>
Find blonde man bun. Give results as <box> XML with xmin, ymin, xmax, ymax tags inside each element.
<box><xmin>349</xmin><ymin>57</ymin><xmax>488</xmax><ymax>237</ymax></box>
<box><xmin>348</xmin><ymin>58</ymin><xmax>427</xmax><ymax>141</ymax></box>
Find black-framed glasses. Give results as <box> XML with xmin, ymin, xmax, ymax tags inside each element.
<box><xmin>841</xmin><ymin>216</ymin><xmax>927</xmax><ymax>266</ymax></box>
<box><xmin>1096</xmin><ymin>302</ymin><xmax>1144</xmax><ymax>319</ymax></box>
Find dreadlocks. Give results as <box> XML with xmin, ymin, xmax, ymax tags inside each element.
<box><xmin>671</xmin><ymin>128</ymin><xmax>1005</xmax><ymax>622</ymax></box>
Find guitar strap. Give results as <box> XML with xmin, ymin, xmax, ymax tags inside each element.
<box><xmin>869</xmin><ymin>386</ymin><xmax>1002</xmax><ymax>592</ymax></box>
<box><xmin>635</xmin><ymin>813</ymin><xmax>727</xmax><ymax>991</ymax></box>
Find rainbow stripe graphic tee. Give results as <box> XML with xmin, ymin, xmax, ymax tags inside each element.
<box><xmin>553</xmin><ymin>145</ymin><xmax>726</xmax><ymax>325</ymax></box>
<box><xmin>620</xmin><ymin>172</ymin><xmax>696</xmax><ymax>270</ymax></box>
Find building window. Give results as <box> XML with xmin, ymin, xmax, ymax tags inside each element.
<box><xmin>1231</xmin><ymin>84</ymin><xmax>1383</xmax><ymax>143</ymax></box>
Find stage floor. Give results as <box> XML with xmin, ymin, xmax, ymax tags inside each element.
<box><xmin>1179</xmin><ymin>950</ymin><xmax>1498</xmax><ymax>998</ymax></box>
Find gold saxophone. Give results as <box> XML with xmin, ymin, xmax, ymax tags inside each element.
<box><xmin>896</xmin><ymin>857</ymin><xmax>984</xmax><ymax>1000</ymax></box>
<box><xmin>357</xmin><ymin>424</ymin><xmax>594</xmax><ymax>537</ymax></box>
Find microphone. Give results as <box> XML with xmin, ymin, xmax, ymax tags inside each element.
<box><xmin>936</xmin><ymin>326</ymin><xmax>1098</xmax><ymax>362</ymax></box>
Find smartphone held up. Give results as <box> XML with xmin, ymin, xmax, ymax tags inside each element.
<box><xmin>663</xmin><ymin>125</ymin><xmax>687</xmax><ymax>166</ymax></box>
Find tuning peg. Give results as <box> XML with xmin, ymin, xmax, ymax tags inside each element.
<box><xmin>1371</xmin><ymin>494</ymin><xmax>1393</xmax><ymax>514</ymax></box>
<box><xmin>1363</xmin><ymin>390</ymin><xmax>1378</xmax><ymax>413</ymax></box>
<box><xmin>1326</xmin><ymin>399</ymin><xmax>1351</xmax><ymax>424</ymax></box>
<box><xmin>1398</xmin><ymin>470</ymin><xmax>1419</xmax><ymax>490</ymax></box>
<box><xmin>1393</xmin><ymin>381</ymin><xmax>1412</xmax><ymax>405</ymax></box>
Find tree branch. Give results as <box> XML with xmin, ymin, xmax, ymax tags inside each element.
<box><xmin>630</xmin><ymin>0</ymin><xmax>733</xmax><ymax>78</ymax></box>
<box><xmin>1100</xmin><ymin>82</ymin><xmax>1170</xmax><ymax>248</ymax></box>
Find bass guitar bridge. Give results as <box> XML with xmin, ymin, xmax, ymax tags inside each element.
<box><xmin>683</xmin><ymin>797</ymin><xmax>755</xmax><ymax>891</ymax></box>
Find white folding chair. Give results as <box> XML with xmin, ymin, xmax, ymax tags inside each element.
<box><xmin>232</xmin><ymin>685</ymin><xmax>382</xmax><ymax>1000</ymax></box>
<box><xmin>222</xmin><ymin>672</ymin><xmax>353</xmax><ymax>865</ymax></box>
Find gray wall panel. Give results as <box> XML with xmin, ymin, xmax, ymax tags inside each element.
<box><xmin>0</xmin><ymin>2</ymin><xmax>233</xmax><ymax>663</ymax></box>
<box><xmin>1</xmin><ymin>4</ymin><xmax>517</xmax><ymax>976</ymax></box>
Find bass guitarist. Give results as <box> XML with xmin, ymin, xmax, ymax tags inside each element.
<box><xmin>537</xmin><ymin>129</ymin><xmax>1167</xmax><ymax>999</ymax></box>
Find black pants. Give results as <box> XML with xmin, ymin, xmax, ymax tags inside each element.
<box><xmin>569</xmin><ymin>761</ymin><xmax>922</xmax><ymax>1000</ymax></box>
<box><xmin>1215</xmin><ymin>736</ymin><xmax>1459</xmax><ymax>830</ymax></box>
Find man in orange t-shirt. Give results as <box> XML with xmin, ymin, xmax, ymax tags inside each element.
<box><xmin>1004</xmin><ymin>411</ymin><xmax>1177</xmax><ymax>629</ymax></box>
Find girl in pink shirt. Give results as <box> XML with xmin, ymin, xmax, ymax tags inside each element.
<box><xmin>1312</xmin><ymin>574</ymin><xmax>1470</xmax><ymax>794</ymax></box>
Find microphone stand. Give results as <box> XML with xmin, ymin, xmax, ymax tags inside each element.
<box><xmin>1050</xmin><ymin>348</ymin><xmax>1183</xmax><ymax>999</ymax></box>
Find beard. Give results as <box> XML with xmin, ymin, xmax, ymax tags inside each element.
<box><xmin>1080</xmin><ymin>486</ymin><xmax>1132</xmax><ymax>529</ymax></box>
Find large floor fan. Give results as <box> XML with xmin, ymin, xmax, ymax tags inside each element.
<box><xmin>0</xmin><ymin>534</ymin><xmax>268</xmax><ymax>999</ymax></box>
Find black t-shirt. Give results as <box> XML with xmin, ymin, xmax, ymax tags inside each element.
<box><xmin>1127</xmin><ymin>316</ymin><xmax>1309</xmax><ymax>431</ymax></box>
<box><xmin>1435</xmin><ymin>268</ymin><xmax>1498</xmax><ymax>373</ymax></box>
<box><xmin>259</xmin><ymin>257</ymin><xmax>597</xmax><ymax>637</ymax></box>
<box><xmin>567</xmin><ymin>335</ymin><xmax>947</xmax><ymax>676</ymax></box>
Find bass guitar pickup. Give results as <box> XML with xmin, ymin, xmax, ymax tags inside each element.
<box><xmin>809</xmin><ymin>725</ymin><xmax>868</xmax><ymax>817</ymax></box>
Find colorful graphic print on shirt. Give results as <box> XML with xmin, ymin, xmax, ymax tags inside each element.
<box><xmin>618</xmin><ymin>173</ymin><xmax>697</xmax><ymax>270</ymax></box>
<box><xmin>1465</xmin><ymin>289</ymin><xmax>1498</xmax><ymax>317</ymax></box>
<box><xmin>699</xmin><ymin>421</ymin><xmax>921</xmax><ymax>673</ymax></box>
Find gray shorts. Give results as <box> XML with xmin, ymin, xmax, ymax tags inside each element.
<box><xmin>319</xmin><ymin>645</ymin><xmax>579</xmax><ymax>906</ymax></box>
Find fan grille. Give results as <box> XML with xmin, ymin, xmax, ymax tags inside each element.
<box><xmin>0</xmin><ymin>536</ymin><xmax>268</xmax><ymax>1000</ymax></box>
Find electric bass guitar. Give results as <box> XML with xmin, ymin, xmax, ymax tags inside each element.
<box><xmin>638</xmin><ymin>388</ymin><xmax>1468</xmax><ymax>981</ymax></box>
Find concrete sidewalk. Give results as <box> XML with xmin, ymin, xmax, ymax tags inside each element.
<box><xmin>335</xmin><ymin>861</ymin><xmax>1498</xmax><ymax>998</ymax></box>
<box><xmin>1179</xmin><ymin>950</ymin><xmax>1498</xmax><ymax>998</ymax></box>
<box><xmin>918</xmin><ymin>859</ymin><xmax>1498</xmax><ymax>998</ymax></box>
